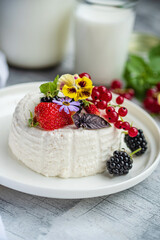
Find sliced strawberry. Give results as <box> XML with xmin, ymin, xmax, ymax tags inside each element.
<box><xmin>83</xmin><ymin>100</ymin><xmax>100</xmax><ymax>116</ymax></box>
<box><xmin>34</xmin><ymin>102</ymin><xmax>73</xmax><ymax>130</ymax></box>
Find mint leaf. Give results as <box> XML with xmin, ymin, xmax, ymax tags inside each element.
<box><xmin>52</xmin><ymin>74</ymin><xmax>59</xmax><ymax>89</ymax></box>
<box><xmin>149</xmin><ymin>45</ymin><xmax>160</xmax><ymax>60</ymax></box>
<box><xmin>123</xmin><ymin>55</ymin><xmax>157</xmax><ymax>100</ymax></box>
<box><xmin>124</xmin><ymin>45</ymin><xmax>160</xmax><ymax>101</ymax></box>
<box><xmin>149</xmin><ymin>45</ymin><xmax>160</xmax><ymax>73</ymax></box>
<box><xmin>149</xmin><ymin>57</ymin><xmax>160</xmax><ymax>73</ymax></box>
<box><xmin>39</xmin><ymin>75</ymin><xmax>59</xmax><ymax>97</ymax></box>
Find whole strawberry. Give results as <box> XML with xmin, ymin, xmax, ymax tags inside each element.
<box><xmin>34</xmin><ymin>102</ymin><xmax>73</xmax><ymax>130</ymax></box>
<box><xmin>83</xmin><ymin>100</ymin><xmax>100</xmax><ymax>115</ymax></box>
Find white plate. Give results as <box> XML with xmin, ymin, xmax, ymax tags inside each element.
<box><xmin>0</xmin><ymin>83</ymin><xmax>160</xmax><ymax>199</ymax></box>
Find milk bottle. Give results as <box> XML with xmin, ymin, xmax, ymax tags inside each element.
<box><xmin>75</xmin><ymin>0</ymin><xmax>137</xmax><ymax>85</ymax></box>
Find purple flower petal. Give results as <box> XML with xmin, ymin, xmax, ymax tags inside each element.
<box><xmin>65</xmin><ymin>98</ymin><xmax>72</xmax><ymax>103</ymax></box>
<box><xmin>68</xmin><ymin>105</ymin><xmax>79</xmax><ymax>112</ymax></box>
<box><xmin>70</xmin><ymin>101</ymin><xmax>81</xmax><ymax>106</ymax></box>
<box><xmin>63</xmin><ymin>106</ymin><xmax>70</xmax><ymax>114</ymax></box>
<box><xmin>59</xmin><ymin>105</ymin><xmax>65</xmax><ymax>112</ymax></box>
<box><xmin>52</xmin><ymin>100</ymin><xmax>63</xmax><ymax>105</ymax></box>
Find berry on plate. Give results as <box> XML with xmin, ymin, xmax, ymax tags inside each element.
<box><xmin>114</xmin><ymin>120</ymin><xmax>123</xmax><ymax>129</ymax></box>
<box><xmin>79</xmin><ymin>72</ymin><xmax>91</xmax><ymax>79</ymax></box>
<box><xmin>107</xmin><ymin>111</ymin><xmax>119</xmax><ymax>123</ymax></box>
<box><xmin>34</xmin><ymin>102</ymin><xmax>73</xmax><ymax>130</ymax></box>
<box><xmin>116</xmin><ymin>95</ymin><xmax>124</xmax><ymax>105</ymax></box>
<box><xmin>41</xmin><ymin>96</ymin><xmax>53</xmax><ymax>103</ymax></box>
<box><xmin>128</xmin><ymin>127</ymin><xmax>138</xmax><ymax>138</ymax></box>
<box><xmin>97</xmin><ymin>100</ymin><xmax>107</xmax><ymax>110</ymax></box>
<box><xmin>118</xmin><ymin>107</ymin><xmax>128</xmax><ymax>117</ymax></box>
<box><xmin>111</xmin><ymin>79</ymin><xmax>122</xmax><ymax>89</ymax></box>
<box><xmin>106</xmin><ymin>150</ymin><xmax>133</xmax><ymax>176</ymax></box>
<box><xmin>83</xmin><ymin>101</ymin><xmax>100</xmax><ymax>115</ymax></box>
<box><xmin>106</xmin><ymin>147</ymin><xmax>142</xmax><ymax>176</ymax></box>
<box><xmin>124</xmin><ymin>129</ymin><xmax>147</xmax><ymax>156</ymax></box>
<box><xmin>91</xmin><ymin>90</ymin><xmax>101</xmax><ymax>101</ymax></box>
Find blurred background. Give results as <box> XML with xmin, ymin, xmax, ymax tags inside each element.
<box><xmin>0</xmin><ymin>0</ymin><xmax>159</xmax><ymax>88</ymax></box>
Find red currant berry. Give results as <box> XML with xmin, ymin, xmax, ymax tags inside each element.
<box><xmin>98</xmin><ymin>86</ymin><xmax>108</xmax><ymax>94</ymax></box>
<box><xmin>101</xmin><ymin>91</ymin><xmax>112</xmax><ymax>103</ymax></box>
<box><xmin>146</xmin><ymin>88</ymin><xmax>157</xmax><ymax>97</ymax></box>
<box><xmin>128</xmin><ymin>88</ymin><xmax>135</xmax><ymax>97</ymax></box>
<box><xmin>121</xmin><ymin>121</ymin><xmax>130</xmax><ymax>130</ymax></box>
<box><xmin>111</xmin><ymin>80</ymin><xmax>122</xmax><ymax>89</ymax></box>
<box><xmin>151</xmin><ymin>99</ymin><xmax>160</xmax><ymax>113</ymax></box>
<box><xmin>123</xmin><ymin>93</ymin><xmax>132</xmax><ymax>100</ymax></box>
<box><xmin>92</xmin><ymin>86</ymin><xmax>99</xmax><ymax>93</ymax></box>
<box><xmin>94</xmin><ymin>100</ymin><xmax>99</xmax><ymax>107</ymax></box>
<box><xmin>118</xmin><ymin>107</ymin><xmax>128</xmax><ymax>117</ymax></box>
<box><xmin>114</xmin><ymin>120</ymin><xmax>123</xmax><ymax>129</ymax></box>
<box><xmin>107</xmin><ymin>111</ymin><xmax>119</xmax><ymax>123</ymax></box>
<box><xmin>128</xmin><ymin>127</ymin><xmax>138</xmax><ymax>137</ymax></box>
<box><xmin>106</xmin><ymin>106</ymin><xmax>115</xmax><ymax>114</ymax></box>
<box><xmin>91</xmin><ymin>91</ymin><xmax>100</xmax><ymax>101</ymax></box>
<box><xmin>143</xmin><ymin>97</ymin><xmax>154</xmax><ymax>111</ymax></box>
<box><xmin>79</xmin><ymin>72</ymin><xmax>91</xmax><ymax>79</ymax></box>
<box><xmin>116</xmin><ymin>95</ymin><xmax>124</xmax><ymax>105</ymax></box>
<box><xmin>97</xmin><ymin>100</ymin><xmax>107</xmax><ymax>110</ymax></box>
<box><xmin>156</xmin><ymin>82</ymin><xmax>160</xmax><ymax>91</ymax></box>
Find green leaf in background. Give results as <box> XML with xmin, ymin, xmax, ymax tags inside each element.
<box><xmin>149</xmin><ymin>57</ymin><xmax>160</xmax><ymax>73</ymax></box>
<box><xmin>123</xmin><ymin>48</ymin><xmax>160</xmax><ymax>101</ymax></box>
<box><xmin>39</xmin><ymin>75</ymin><xmax>59</xmax><ymax>97</ymax></box>
<box><xmin>125</xmin><ymin>55</ymin><xmax>150</xmax><ymax>76</ymax></box>
<box><xmin>149</xmin><ymin>45</ymin><xmax>160</xmax><ymax>60</ymax></box>
<box><xmin>149</xmin><ymin>45</ymin><xmax>160</xmax><ymax>74</ymax></box>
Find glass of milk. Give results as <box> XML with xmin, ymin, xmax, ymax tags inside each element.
<box><xmin>0</xmin><ymin>0</ymin><xmax>74</xmax><ymax>69</ymax></box>
<box><xmin>75</xmin><ymin>0</ymin><xmax>138</xmax><ymax>85</ymax></box>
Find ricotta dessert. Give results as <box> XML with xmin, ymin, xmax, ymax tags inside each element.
<box><xmin>9</xmin><ymin>92</ymin><xmax>121</xmax><ymax>178</ymax></box>
<box><xmin>9</xmin><ymin>73</ymin><xmax>140</xmax><ymax>178</ymax></box>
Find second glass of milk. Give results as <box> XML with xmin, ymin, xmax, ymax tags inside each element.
<box><xmin>75</xmin><ymin>0</ymin><xmax>137</xmax><ymax>85</ymax></box>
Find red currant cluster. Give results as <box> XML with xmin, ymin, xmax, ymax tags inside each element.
<box><xmin>91</xmin><ymin>86</ymin><xmax>138</xmax><ymax>137</ymax></box>
<box><xmin>110</xmin><ymin>80</ymin><xmax>135</xmax><ymax>100</ymax></box>
<box><xmin>143</xmin><ymin>82</ymin><xmax>160</xmax><ymax>114</ymax></box>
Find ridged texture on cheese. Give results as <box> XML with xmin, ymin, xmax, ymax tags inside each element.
<box><xmin>9</xmin><ymin>93</ymin><xmax>121</xmax><ymax>178</ymax></box>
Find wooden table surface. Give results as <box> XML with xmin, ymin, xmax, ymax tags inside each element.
<box><xmin>1</xmin><ymin>0</ymin><xmax>160</xmax><ymax>239</ymax></box>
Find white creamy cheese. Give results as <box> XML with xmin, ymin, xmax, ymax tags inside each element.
<box><xmin>9</xmin><ymin>92</ymin><xmax>121</xmax><ymax>178</ymax></box>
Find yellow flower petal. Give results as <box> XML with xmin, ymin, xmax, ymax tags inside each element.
<box><xmin>57</xmin><ymin>74</ymin><xmax>75</xmax><ymax>90</ymax></box>
<box><xmin>75</xmin><ymin>77</ymin><xmax>93</xmax><ymax>89</ymax></box>
<box><xmin>76</xmin><ymin>88</ymin><xmax>92</xmax><ymax>100</ymax></box>
<box><xmin>62</xmin><ymin>85</ymin><xmax>77</xmax><ymax>99</ymax></box>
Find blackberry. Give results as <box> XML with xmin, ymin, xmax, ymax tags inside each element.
<box><xmin>124</xmin><ymin>129</ymin><xmax>147</xmax><ymax>156</ymax></box>
<box><xmin>41</xmin><ymin>96</ymin><xmax>53</xmax><ymax>102</ymax></box>
<box><xmin>106</xmin><ymin>150</ymin><xmax>133</xmax><ymax>176</ymax></box>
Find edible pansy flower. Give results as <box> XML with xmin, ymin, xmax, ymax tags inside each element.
<box><xmin>57</xmin><ymin>74</ymin><xmax>93</xmax><ymax>101</ymax></box>
<box><xmin>52</xmin><ymin>97</ymin><xmax>81</xmax><ymax>114</ymax></box>
<box><xmin>57</xmin><ymin>74</ymin><xmax>79</xmax><ymax>91</ymax></box>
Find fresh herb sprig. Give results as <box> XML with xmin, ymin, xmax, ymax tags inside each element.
<box><xmin>123</xmin><ymin>45</ymin><xmax>160</xmax><ymax>100</ymax></box>
<box><xmin>39</xmin><ymin>75</ymin><xmax>59</xmax><ymax>98</ymax></box>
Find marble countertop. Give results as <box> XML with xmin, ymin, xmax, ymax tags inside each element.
<box><xmin>1</xmin><ymin>0</ymin><xmax>160</xmax><ymax>239</ymax></box>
